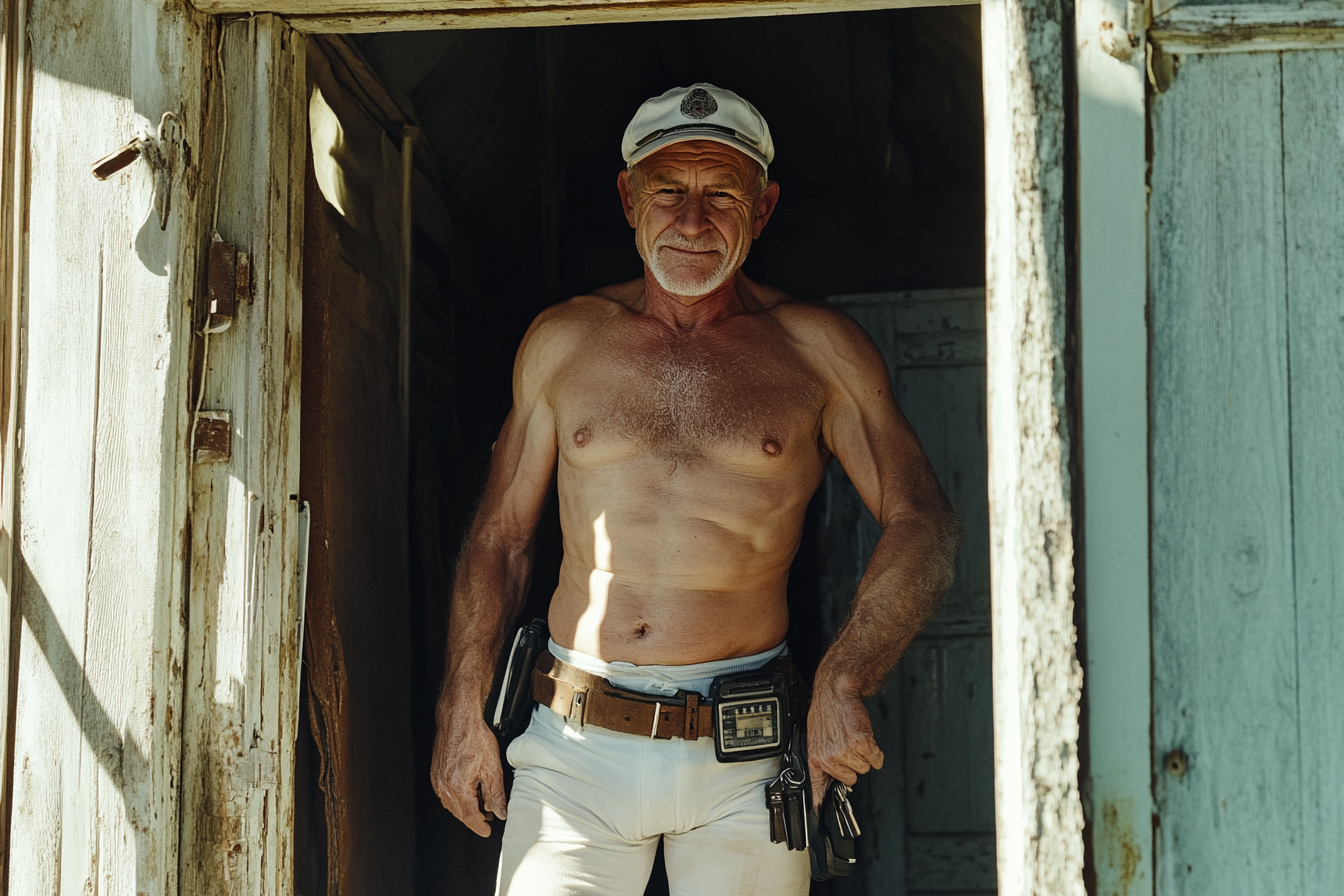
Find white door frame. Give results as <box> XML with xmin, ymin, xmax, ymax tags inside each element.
<box><xmin>0</xmin><ymin>0</ymin><xmax>28</xmax><ymax>874</ymax></box>
<box><xmin>197</xmin><ymin>2</ymin><xmax>1087</xmax><ymax>893</ymax></box>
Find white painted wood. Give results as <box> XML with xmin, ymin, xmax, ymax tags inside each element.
<box><xmin>198</xmin><ymin>0</ymin><xmax>974</xmax><ymax>33</ymax></box>
<box><xmin>1075</xmin><ymin>0</ymin><xmax>1153</xmax><ymax>885</ymax></box>
<box><xmin>0</xmin><ymin>0</ymin><xmax>29</xmax><ymax>874</ymax></box>
<box><xmin>1149</xmin><ymin>51</ymin><xmax>1301</xmax><ymax>896</ymax></box>
<box><xmin>1281</xmin><ymin>47</ymin><xmax>1344</xmax><ymax>896</ymax></box>
<box><xmin>982</xmin><ymin>0</ymin><xmax>1084</xmax><ymax>887</ymax></box>
<box><xmin>5</xmin><ymin>0</ymin><xmax>208</xmax><ymax>891</ymax></box>
<box><xmin>1152</xmin><ymin>2</ymin><xmax>1344</xmax><ymax>54</ymax></box>
<box><xmin>178</xmin><ymin>15</ymin><xmax>305</xmax><ymax>896</ymax></box>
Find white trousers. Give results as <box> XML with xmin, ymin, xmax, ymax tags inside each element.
<box><xmin>496</xmin><ymin>642</ymin><xmax>811</xmax><ymax>896</ymax></box>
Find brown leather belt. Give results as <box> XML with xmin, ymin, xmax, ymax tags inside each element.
<box><xmin>532</xmin><ymin>649</ymin><xmax>806</xmax><ymax>741</ymax></box>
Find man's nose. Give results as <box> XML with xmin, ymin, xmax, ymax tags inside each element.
<box><xmin>674</xmin><ymin>193</ymin><xmax>712</xmax><ymax>234</ymax></box>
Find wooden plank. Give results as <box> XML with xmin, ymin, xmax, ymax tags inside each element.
<box><xmin>981</xmin><ymin>0</ymin><xmax>1083</xmax><ymax>885</ymax></box>
<box><xmin>1152</xmin><ymin>2</ymin><xmax>1344</xmax><ymax>55</ymax></box>
<box><xmin>895</xmin><ymin>366</ymin><xmax>990</xmax><ymax>640</ymax></box>
<box><xmin>906</xmin><ymin>834</ymin><xmax>997</xmax><ymax>891</ymax></box>
<box><xmin>1281</xmin><ymin>47</ymin><xmax>1344</xmax><ymax>896</ymax></box>
<box><xmin>819</xmin><ymin>293</ymin><xmax>993</xmax><ymax>895</ymax></box>
<box><xmin>178</xmin><ymin>15</ymin><xmax>305</xmax><ymax>896</ymax></box>
<box><xmin>6</xmin><ymin>0</ymin><xmax>209</xmax><ymax>891</ymax></box>
<box><xmin>1149</xmin><ymin>51</ymin><xmax>1300</xmax><ymax>896</ymax></box>
<box><xmin>1074</xmin><ymin>0</ymin><xmax>1153</xmax><ymax>886</ymax></box>
<box><xmin>195</xmin><ymin>0</ymin><xmax>975</xmax><ymax>33</ymax></box>
<box><xmin>902</xmin><ymin>638</ymin><xmax>995</xmax><ymax>834</ymax></box>
<box><xmin>0</xmin><ymin>0</ymin><xmax>29</xmax><ymax>878</ymax></box>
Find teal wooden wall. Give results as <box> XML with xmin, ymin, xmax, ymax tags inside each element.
<box><xmin>1149</xmin><ymin>47</ymin><xmax>1344</xmax><ymax>896</ymax></box>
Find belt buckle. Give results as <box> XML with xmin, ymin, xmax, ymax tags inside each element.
<box><xmin>566</xmin><ymin>687</ymin><xmax>588</xmax><ymax>729</ymax></box>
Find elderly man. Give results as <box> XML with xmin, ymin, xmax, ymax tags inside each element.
<box><xmin>430</xmin><ymin>83</ymin><xmax>958</xmax><ymax>896</ymax></box>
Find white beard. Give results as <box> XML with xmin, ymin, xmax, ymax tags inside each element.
<box><xmin>644</xmin><ymin>232</ymin><xmax>738</xmax><ymax>298</ymax></box>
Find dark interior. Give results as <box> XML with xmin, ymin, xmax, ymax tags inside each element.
<box><xmin>296</xmin><ymin>9</ymin><xmax>984</xmax><ymax>894</ymax></box>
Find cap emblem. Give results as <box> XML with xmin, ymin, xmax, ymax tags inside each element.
<box><xmin>679</xmin><ymin>88</ymin><xmax>717</xmax><ymax>120</ymax></box>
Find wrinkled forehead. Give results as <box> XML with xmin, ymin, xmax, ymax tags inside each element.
<box><xmin>632</xmin><ymin>140</ymin><xmax>765</xmax><ymax>185</ymax></box>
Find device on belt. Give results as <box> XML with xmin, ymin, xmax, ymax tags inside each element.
<box><xmin>708</xmin><ymin>670</ymin><xmax>791</xmax><ymax>762</ymax></box>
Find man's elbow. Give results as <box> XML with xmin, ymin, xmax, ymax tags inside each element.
<box><xmin>932</xmin><ymin>509</ymin><xmax>961</xmax><ymax>595</ymax></box>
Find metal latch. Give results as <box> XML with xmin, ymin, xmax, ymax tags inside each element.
<box><xmin>90</xmin><ymin>112</ymin><xmax>183</xmax><ymax>230</ymax></box>
<box><xmin>194</xmin><ymin>410</ymin><xmax>231</xmax><ymax>464</ymax></box>
<box><xmin>205</xmin><ymin>234</ymin><xmax>251</xmax><ymax>334</ymax></box>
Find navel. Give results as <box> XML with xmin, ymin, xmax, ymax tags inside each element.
<box><xmin>633</xmin><ymin>623</ymin><xmax>650</xmax><ymax>639</ymax></box>
<box><xmin>573</xmin><ymin>426</ymin><xmax>592</xmax><ymax>448</ymax></box>
<box><xmin>761</xmin><ymin>438</ymin><xmax>783</xmax><ymax>457</ymax></box>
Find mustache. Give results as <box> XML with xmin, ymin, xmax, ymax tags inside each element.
<box><xmin>655</xmin><ymin>230</ymin><xmax>726</xmax><ymax>253</ymax></box>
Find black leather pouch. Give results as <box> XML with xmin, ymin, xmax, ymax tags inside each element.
<box><xmin>485</xmin><ymin>618</ymin><xmax>547</xmax><ymax>739</ymax></box>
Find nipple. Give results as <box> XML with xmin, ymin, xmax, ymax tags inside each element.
<box><xmin>761</xmin><ymin>438</ymin><xmax>782</xmax><ymax>457</ymax></box>
<box><xmin>574</xmin><ymin>427</ymin><xmax>592</xmax><ymax>448</ymax></box>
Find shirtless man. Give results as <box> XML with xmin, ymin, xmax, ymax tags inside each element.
<box><xmin>431</xmin><ymin>84</ymin><xmax>959</xmax><ymax>896</ymax></box>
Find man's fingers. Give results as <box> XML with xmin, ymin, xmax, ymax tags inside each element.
<box><xmin>866</xmin><ymin>743</ymin><xmax>885</xmax><ymax>770</ymax></box>
<box><xmin>452</xmin><ymin>786</ymin><xmax>494</xmax><ymax>838</ymax></box>
<box><xmin>482</xmin><ymin>775</ymin><xmax>509</xmax><ymax>822</ymax></box>
<box><xmin>810</xmin><ymin>764</ymin><xmax>831</xmax><ymax>810</ymax></box>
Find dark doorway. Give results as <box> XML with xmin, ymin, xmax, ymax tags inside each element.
<box><xmin>297</xmin><ymin>9</ymin><xmax>988</xmax><ymax>895</ymax></box>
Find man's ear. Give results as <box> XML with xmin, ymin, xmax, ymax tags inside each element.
<box><xmin>617</xmin><ymin>169</ymin><xmax>637</xmax><ymax>228</ymax></box>
<box><xmin>752</xmin><ymin>181</ymin><xmax>781</xmax><ymax>239</ymax></box>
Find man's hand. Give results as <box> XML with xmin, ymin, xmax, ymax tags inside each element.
<box><xmin>805</xmin><ymin>684</ymin><xmax>884</xmax><ymax>810</ymax></box>
<box><xmin>431</xmin><ymin>709</ymin><xmax>508</xmax><ymax>838</ymax></box>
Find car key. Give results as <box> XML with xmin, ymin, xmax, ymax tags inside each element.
<box><xmin>766</xmin><ymin>771</ymin><xmax>790</xmax><ymax>844</ymax></box>
<box><xmin>831</xmin><ymin>782</ymin><xmax>860</xmax><ymax>838</ymax></box>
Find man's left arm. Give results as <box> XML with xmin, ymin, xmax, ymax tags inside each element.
<box><xmin>807</xmin><ymin>309</ymin><xmax>961</xmax><ymax>807</ymax></box>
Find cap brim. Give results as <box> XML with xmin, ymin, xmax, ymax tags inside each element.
<box><xmin>627</xmin><ymin>130</ymin><xmax>769</xmax><ymax>173</ymax></box>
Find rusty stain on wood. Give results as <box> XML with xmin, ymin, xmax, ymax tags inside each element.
<box><xmin>1097</xmin><ymin>799</ymin><xmax>1141</xmax><ymax>896</ymax></box>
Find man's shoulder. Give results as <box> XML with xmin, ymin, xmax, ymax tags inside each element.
<box><xmin>760</xmin><ymin>298</ymin><xmax>887</xmax><ymax>390</ymax></box>
<box><xmin>515</xmin><ymin>288</ymin><xmax>632</xmax><ymax>381</ymax></box>
<box><xmin>523</xmin><ymin>291</ymin><xmax>626</xmax><ymax>349</ymax></box>
<box><xmin>763</xmin><ymin>297</ymin><xmax>871</xmax><ymax>351</ymax></box>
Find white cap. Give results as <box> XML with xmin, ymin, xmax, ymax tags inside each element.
<box><xmin>622</xmin><ymin>83</ymin><xmax>774</xmax><ymax>174</ymax></box>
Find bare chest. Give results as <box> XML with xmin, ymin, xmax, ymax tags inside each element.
<box><xmin>555</xmin><ymin>335</ymin><xmax>824</xmax><ymax>465</ymax></box>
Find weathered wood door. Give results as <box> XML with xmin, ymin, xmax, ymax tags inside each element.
<box><xmin>1149</xmin><ymin>47</ymin><xmax>1344</xmax><ymax>895</ymax></box>
<box><xmin>817</xmin><ymin>289</ymin><xmax>996</xmax><ymax>896</ymax></box>
<box><xmin>2</xmin><ymin>0</ymin><xmax>210</xmax><ymax>891</ymax></box>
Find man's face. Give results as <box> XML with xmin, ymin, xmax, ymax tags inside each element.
<box><xmin>618</xmin><ymin>141</ymin><xmax>779</xmax><ymax>300</ymax></box>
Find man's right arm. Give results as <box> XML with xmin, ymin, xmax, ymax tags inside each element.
<box><xmin>430</xmin><ymin>308</ymin><xmax>568</xmax><ymax>837</ymax></box>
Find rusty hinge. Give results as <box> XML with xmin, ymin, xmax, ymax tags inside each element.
<box><xmin>205</xmin><ymin>234</ymin><xmax>252</xmax><ymax>334</ymax></box>
<box><xmin>194</xmin><ymin>410</ymin><xmax>231</xmax><ymax>464</ymax></box>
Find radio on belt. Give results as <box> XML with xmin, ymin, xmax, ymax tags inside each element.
<box><xmin>709</xmin><ymin>671</ymin><xmax>790</xmax><ymax>763</ymax></box>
